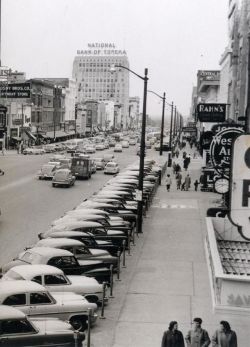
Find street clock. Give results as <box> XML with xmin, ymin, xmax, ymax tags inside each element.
<box><xmin>214</xmin><ymin>178</ymin><xmax>229</xmax><ymax>194</ymax></box>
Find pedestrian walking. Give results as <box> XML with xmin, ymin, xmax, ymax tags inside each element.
<box><xmin>175</xmin><ymin>149</ymin><xmax>179</xmax><ymax>158</ymax></box>
<box><xmin>172</xmin><ymin>162</ymin><xmax>176</xmax><ymax>175</ymax></box>
<box><xmin>165</xmin><ymin>174</ymin><xmax>172</xmax><ymax>192</ymax></box>
<box><xmin>194</xmin><ymin>179</ymin><xmax>199</xmax><ymax>191</ymax></box>
<box><xmin>1</xmin><ymin>146</ymin><xmax>5</xmax><ymax>156</ymax></box>
<box><xmin>182</xmin><ymin>151</ymin><xmax>187</xmax><ymax>159</ymax></box>
<box><xmin>176</xmin><ymin>172</ymin><xmax>182</xmax><ymax>190</ymax></box>
<box><xmin>184</xmin><ymin>174</ymin><xmax>191</xmax><ymax>191</ymax></box>
<box><xmin>181</xmin><ymin>181</ymin><xmax>186</xmax><ymax>191</ymax></box>
<box><xmin>185</xmin><ymin>317</ymin><xmax>211</xmax><ymax>347</ymax></box>
<box><xmin>212</xmin><ymin>321</ymin><xmax>237</xmax><ymax>347</ymax></box>
<box><xmin>161</xmin><ymin>321</ymin><xmax>185</xmax><ymax>347</ymax></box>
<box><xmin>183</xmin><ymin>157</ymin><xmax>189</xmax><ymax>171</ymax></box>
<box><xmin>175</xmin><ymin>163</ymin><xmax>181</xmax><ymax>175</ymax></box>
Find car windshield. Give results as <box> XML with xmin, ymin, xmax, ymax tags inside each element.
<box><xmin>41</xmin><ymin>165</ymin><xmax>54</xmax><ymax>174</ymax></box>
<box><xmin>107</xmin><ymin>163</ymin><xmax>116</xmax><ymax>167</ymax></box>
<box><xmin>54</xmin><ymin>171</ymin><xmax>69</xmax><ymax>179</ymax></box>
<box><xmin>4</xmin><ymin>270</ymin><xmax>24</xmax><ymax>280</ymax></box>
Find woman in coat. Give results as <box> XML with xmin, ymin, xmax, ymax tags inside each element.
<box><xmin>212</xmin><ymin>321</ymin><xmax>237</xmax><ymax>347</ymax></box>
<box><xmin>161</xmin><ymin>321</ymin><xmax>185</xmax><ymax>347</ymax></box>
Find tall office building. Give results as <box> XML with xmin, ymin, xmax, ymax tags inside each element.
<box><xmin>72</xmin><ymin>43</ymin><xmax>129</xmax><ymax>129</ymax></box>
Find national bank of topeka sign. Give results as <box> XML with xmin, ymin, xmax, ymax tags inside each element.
<box><xmin>77</xmin><ymin>43</ymin><xmax>127</xmax><ymax>56</ymax></box>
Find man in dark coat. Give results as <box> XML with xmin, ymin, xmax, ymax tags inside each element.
<box><xmin>161</xmin><ymin>321</ymin><xmax>185</xmax><ymax>347</ymax></box>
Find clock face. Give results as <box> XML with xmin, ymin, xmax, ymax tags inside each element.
<box><xmin>214</xmin><ymin>178</ymin><xmax>229</xmax><ymax>194</ymax></box>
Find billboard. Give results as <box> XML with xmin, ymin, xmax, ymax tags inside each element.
<box><xmin>0</xmin><ymin>83</ymin><xmax>31</xmax><ymax>98</ymax></box>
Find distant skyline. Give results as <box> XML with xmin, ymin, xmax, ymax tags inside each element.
<box><xmin>2</xmin><ymin>0</ymin><xmax>228</xmax><ymax>118</ymax></box>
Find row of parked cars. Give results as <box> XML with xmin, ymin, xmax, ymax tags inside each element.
<box><xmin>0</xmin><ymin>156</ymin><xmax>163</xmax><ymax>346</ymax></box>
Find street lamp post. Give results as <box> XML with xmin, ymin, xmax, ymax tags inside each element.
<box><xmin>111</xmin><ymin>64</ymin><xmax>148</xmax><ymax>234</ymax></box>
<box><xmin>147</xmin><ymin>90</ymin><xmax>166</xmax><ymax>156</ymax></box>
<box><xmin>169</xmin><ymin>102</ymin><xmax>174</xmax><ymax>155</ymax></box>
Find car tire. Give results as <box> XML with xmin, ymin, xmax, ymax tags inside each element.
<box><xmin>52</xmin><ymin>183</ymin><xmax>55</xmax><ymax>187</ymax></box>
<box><xmin>70</xmin><ymin>316</ymin><xmax>88</xmax><ymax>332</ymax></box>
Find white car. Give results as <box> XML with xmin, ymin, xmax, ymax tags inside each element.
<box><xmin>114</xmin><ymin>144</ymin><xmax>122</xmax><ymax>152</ymax></box>
<box><xmin>2</xmin><ymin>264</ymin><xmax>103</xmax><ymax>304</ymax></box>
<box><xmin>0</xmin><ymin>280</ymin><xmax>97</xmax><ymax>331</ymax></box>
<box><xmin>85</xmin><ymin>146</ymin><xmax>96</xmax><ymax>154</ymax></box>
<box><xmin>95</xmin><ymin>144</ymin><xmax>105</xmax><ymax>151</ymax></box>
<box><xmin>104</xmin><ymin>162</ymin><xmax>120</xmax><ymax>175</ymax></box>
<box><xmin>121</xmin><ymin>141</ymin><xmax>129</xmax><ymax>148</ymax></box>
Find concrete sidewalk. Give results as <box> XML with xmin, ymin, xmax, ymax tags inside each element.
<box><xmin>89</xmin><ymin>150</ymin><xmax>250</xmax><ymax>346</ymax></box>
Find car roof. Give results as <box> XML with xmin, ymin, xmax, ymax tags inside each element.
<box><xmin>52</xmin><ymin>220</ymin><xmax>102</xmax><ymax>229</ymax></box>
<box><xmin>6</xmin><ymin>264</ymin><xmax>63</xmax><ymax>278</ymax></box>
<box><xmin>27</xmin><ymin>247</ymin><xmax>73</xmax><ymax>257</ymax></box>
<box><xmin>67</xmin><ymin>209</ymin><xmax>109</xmax><ymax>216</ymax></box>
<box><xmin>77</xmin><ymin>202</ymin><xmax>113</xmax><ymax>209</ymax></box>
<box><xmin>48</xmin><ymin>231</ymin><xmax>91</xmax><ymax>238</ymax></box>
<box><xmin>55</xmin><ymin>168</ymin><xmax>70</xmax><ymax>173</ymax></box>
<box><xmin>0</xmin><ymin>280</ymin><xmax>46</xmax><ymax>297</ymax></box>
<box><xmin>0</xmin><ymin>305</ymin><xmax>26</xmax><ymax>320</ymax></box>
<box><xmin>36</xmin><ymin>238</ymin><xmax>83</xmax><ymax>248</ymax></box>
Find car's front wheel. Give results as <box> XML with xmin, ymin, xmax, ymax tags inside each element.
<box><xmin>52</xmin><ymin>183</ymin><xmax>55</xmax><ymax>187</ymax></box>
<box><xmin>70</xmin><ymin>316</ymin><xmax>88</xmax><ymax>332</ymax></box>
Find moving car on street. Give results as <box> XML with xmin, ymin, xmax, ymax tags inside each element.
<box><xmin>104</xmin><ymin>162</ymin><xmax>120</xmax><ymax>174</ymax></box>
<box><xmin>0</xmin><ymin>305</ymin><xmax>85</xmax><ymax>346</ymax></box>
<box><xmin>93</xmin><ymin>157</ymin><xmax>105</xmax><ymax>170</ymax></box>
<box><xmin>71</xmin><ymin>157</ymin><xmax>92</xmax><ymax>179</ymax></box>
<box><xmin>38</xmin><ymin>164</ymin><xmax>57</xmax><ymax>180</ymax></box>
<box><xmin>114</xmin><ymin>144</ymin><xmax>122</xmax><ymax>152</ymax></box>
<box><xmin>52</xmin><ymin>169</ymin><xmax>75</xmax><ymax>188</ymax></box>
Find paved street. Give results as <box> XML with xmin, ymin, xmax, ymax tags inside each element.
<box><xmin>0</xmin><ymin>147</ymin><xmax>140</xmax><ymax>267</ymax></box>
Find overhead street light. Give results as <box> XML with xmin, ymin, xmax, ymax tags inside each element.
<box><xmin>147</xmin><ymin>90</ymin><xmax>166</xmax><ymax>156</ymax></box>
<box><xmin>111</xmin><ymin>64</ymin><xmax>148</xmax><ymax>234</ymax></box>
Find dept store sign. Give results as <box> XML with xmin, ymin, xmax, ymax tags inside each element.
<box><xmin>210</xmin><ymin>127</ymin><xmax>244</xmax><ymax>178</ymax></box>
<box><xmin>77</xmin><ymin>43</ymin><xmax>127</xmax><ymax>56</ymax></box>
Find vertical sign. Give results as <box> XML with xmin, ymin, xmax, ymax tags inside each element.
<box><xmin>230</xmin><ymin>134</ymin><xmax>250</xmax><ymax>240</ymax></box>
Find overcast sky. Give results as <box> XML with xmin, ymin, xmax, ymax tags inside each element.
<box><xmin>2</xmin><ymin>0</ymin><xmax>228</xmax><ymax>118</ymax></box>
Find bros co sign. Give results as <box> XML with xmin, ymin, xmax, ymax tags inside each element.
<box><xmin>230</xmin><ymin>134</ymin><xmax>250</xmax><ymax>240</ymax></box>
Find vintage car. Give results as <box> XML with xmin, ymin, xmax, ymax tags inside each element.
<box><xmin>34</xmin><ymin>238</ymin><xmax>118</xmax><ymax>269</ymax></box>
<box><xmin>37</xmin><ymin>164</ymin><xmax>57</xmax><ymax>180</ymax></box>
<box><xmin>2</xmin><ymin>264</ymin><xmax>103</xmax><ymax>304</ymax></box>
<box><xmin>23</xmin><ymin>147</ymin><xmax>45</xmax><ymax>155</ymax></box>
<box><xmin>0</xmin><ymin>280</ymin><xmax>97</xmax><ymax>331</ymax></box>
<box><xmin>104</xmin><ymin>162</ymin><xmax>120</xmax><ymax>175</ymax></box>
<box><xmin>0</xmin><ymin>305</ymin><xmax>85</xmax><ymax>346</ymax></box>
<box><xmin>52</xmin><ymin>169</ymin><xmax>75</xmax><ymax>188</ymax></box>
<box><xmin>121</xmin><ymin>140</ymin><xmax>129</xmax><ymax>148</ymax></box>
<box><xmin>85</xmin><ymin>146</ymin><xmax>96</xmax><ymax>154</ymax></box>
<box><xmin>93</xmin><ymin>157</ymin><xmax>105</xmax><ymax>170</ymax></box>
<box><xmin>1</xmin><ymin>247</ymin><xmax>111</xmax><ymax>285</ymax></box>
<box><xmin>114</xmin><ymin>144</ymin><xmax>122</xmax><ymax>152</ymax></box>
<box><xmin>39</xmin><ymin>230</ymin><xmax>120</xmax><ymax>257</ymax></box>
<box><xmin>95</xmin><ymin>144</ymin><xmax>105</xmax><ymax>151</ymax></box>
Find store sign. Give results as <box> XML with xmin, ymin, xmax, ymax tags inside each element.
<box><xmin>77</xmin><ymin>43</ymin><xmax>127</xmax><ymax>56</ymax></box>
<box><xmin>198</xmin><ymin>70</ymin><xmax>220</xmax><ymax>81</ymax></box>
<box><xmin>0</xmin><ymin>83</ymin><xmax>31</xmax><ymax>98</ymax></box>
<box><xmin>230</xmin><ymin>134</ymin><xmax>250</xmax><ymax>240</ymax></box>
<box><xmin>211</xmin><ymin>123</ymin><xmax>244</xmax><ymax>134</ymax></box>
<box><xmin>182</xmin><ymin>126</ymin><xmax>197</xmax><ymax>133</ymax></box>
<box><xmin>197</xmin><ymin>103</ymin><xmax>226</xmax><ymax>122</ymax></box>
<box><xmin>210</xmin><ymin>127</ymin><xmax>244</xmax><ymax>178</ymax></box>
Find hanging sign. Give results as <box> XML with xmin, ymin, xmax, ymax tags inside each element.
<box><xmin>197</xmin><ymin>103</ymin><xmax>226</xmax><ymax>122</ymax></box>
<box><xmin>230</xmin><ymin>134</ymin><xmax>250</xmax><ymax>240</ymax></box>
<box><xmin>210</xmin><ymin>127</ymin><xmax>244</xmax><ymax>178</ymax></box>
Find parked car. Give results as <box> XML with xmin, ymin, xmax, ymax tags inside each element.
<box><xmin>129</xmin><ymin>139</ymin><xmax>136</xmax><ymax>145</ymax></box>
<box><xmin>2</xmin><ymin>264</ymin><xmax>103</xmax><ymax>304</ymax></box>
<box><xmin>34</xmin><ymin>238</ymin><xmax>118</xmax><ymax>269</ymax></box>
<box><xmin>85</xmin><ymin>146</ymin><xmax>96</xmax><ymax>154</ymax></box>
<box><xmin>0</xmin><ymin>280</ymin><xmax>97</xmax><ymax>331</ymax></box>
<box><xmin>93</xmin><ymin>157</ymin><xmax>105</xmax><ymax>170</ymax></box>
<box><xmin>52</xmin><ymin>169</ymin><xmax>75</xmax><ymax>188</ymax></box>
<box><xmin>37</xmin><ymin>164</ymin><xmax>57</xmax><ymax>180</ymax></box>
<box><xmin>23</xmin><ymin>147</ymin><xmax>45</xmax><ymax>155</ymax></box>
<box><xmin>0</xmin><ymin>305</ymin><xmax>85</xmax><ymax>346</ymax></box>
<box><xmin>90</xmin><ymin>159</ymin><xmax>97</xmax><ymax>174</ymax></box>
<box><xmin>2</xmin><ymin>247</ymin><xmax>111</xmax><ymax>286</ymax></box>
<box><xmin>114</xmin><ymin>144</ymin><xmax>122</xmax><ymax>152</ymax></box>
<box><xmin>43</xmin><ymin>144</ymin><xmax>56</xmax><ymax>153</ymax></box>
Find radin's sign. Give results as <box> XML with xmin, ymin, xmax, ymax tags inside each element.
<box><xmin>210</xmin><ymin>127</ymin><xmax>244</xmax><ymax>179</ymax></box>
<box><xmin>197</xmin><ymin>103</ymin><xmax>226</xmax><ymax>122</ymax></box>
<box><xmin>230</xmin><ymin>134</ymin><xmax>250</xmax><ymax>240</ymax></box>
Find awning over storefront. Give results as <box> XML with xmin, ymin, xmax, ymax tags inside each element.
<box><xmin>25</xmin><ymin>130</ymin><xmax>36</xmax><ymax>141</ymax></box>
<box><xmin>46</xmin><ymin>131</ymin><xmax>68</xmax><ymax>139</ymax></box>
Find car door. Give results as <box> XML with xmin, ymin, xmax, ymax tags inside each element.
<box><xmin>28</xmin><ymin>291</ymin><xmax>55</xmax><ymax>318</ymax></box>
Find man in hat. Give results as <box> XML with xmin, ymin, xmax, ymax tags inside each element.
<box><xmin>185</xmin><ymin>317</ymin><xmax>211</xmax><ymax>347</ymax></box>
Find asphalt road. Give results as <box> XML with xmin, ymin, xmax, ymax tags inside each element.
<box><xmin>0</xmin><ymin>146</ymin><xmax>140</xmax><ymax>268</ymax></box>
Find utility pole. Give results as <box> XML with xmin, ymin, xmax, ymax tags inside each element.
<box><xmin>246</xmin><ymin>33</ymin><xmax>250</xmax><ymax>132</ymax></box>
<box><xmin>159</xmin><ymin>92</ymin><xmax>166</xmax><ymax>156</ymax></box>
<box><xmin>169</xmin><ymin>102</ymin><xmax>174</xmax><ymax>154</ymax></box>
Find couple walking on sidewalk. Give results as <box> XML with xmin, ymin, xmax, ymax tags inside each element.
<box><xmin>161</xmin><ymin>318</ymin><xmax>237</xmax><ymax>347</ymax></box>
<box><xmin>166</xmin><ymin>173</ymin><xmax>193</xmax><ymax>192</ymax></box>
